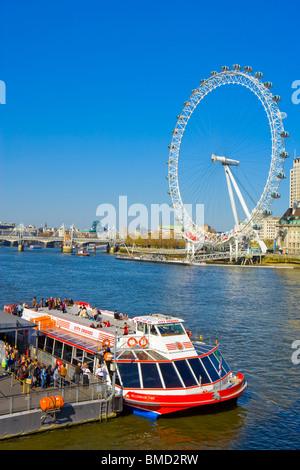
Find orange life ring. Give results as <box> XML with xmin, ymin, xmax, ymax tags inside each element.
<box><xmin>127</xmin><ymin>337</ymin><xmax>137</xmax><ymax>348</ymax></box>
<box><xmin>138</xmin><ymin>337</ymin><xmax>148</xmax><ymax>348</ymax></box>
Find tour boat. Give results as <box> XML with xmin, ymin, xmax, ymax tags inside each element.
<box><xmin>4</xmin><ymin>301</ymin><xmax>247</xmax><ymax>419</ymax></box>
<box><xmin>29</xmin><ymin>245</ymin><xmax>42</xmax><ymax>250</ymax></box>
<box><xmin>114</xmin><ymin>313</ymin><xmax>247</xmax><ymax>418</ymax></box>
<box><xmin>76</xmin><ymin>249</ymin><xmax>90</xmax><ymax>257</ymax></box>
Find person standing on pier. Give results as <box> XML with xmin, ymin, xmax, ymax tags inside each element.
<box><xmin>60</xmin><ymin>363</ymin><xmax>67</xmax><ymax>386</ymax></box>
<box><xmin>74</xmin><ymin>362</ymin><xmax>83</xmax><ymax>384</ymax></box>
<box><xmin>41</xmin><ymin>365</ymin><xmax>47</xmax><ymax>388</ymax></box>
<box><xmin>82</xmin><ymin>363</ymin><xmax>91</xmax><ymax>387</ymax></box>
<box><xmin>53</xmin><ymin>365</ymin><xmax>59</xmax><ymax>387</ymax></box>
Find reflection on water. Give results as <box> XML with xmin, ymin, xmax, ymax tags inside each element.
<box><xmin>0</xmin><ymin>248</ymin><xmax>299</xmax><ymax>449</ymax></box>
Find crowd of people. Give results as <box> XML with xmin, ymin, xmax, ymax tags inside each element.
<box><xmin>1</xmin><ymin>337</ymin><xmax>111</xmax><ymax>389</ymax></box>
<box><xmin>15</xmin><ymin>298</ymin><xmax>130</xmax><ymax>334</ymax></box>
<box><xmin>14</xmin><ymin>297</ymin><xmax>75</xmax><ymax>315</ymax></box>
<box><xmin>1</xmin><ymin>342</ymin><xmax>68</xmax><ymax>389</ymax></box>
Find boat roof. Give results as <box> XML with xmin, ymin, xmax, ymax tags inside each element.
<box><xmin>133</xmin><ymin>314</ymin><xmax>184</xmax><ymax>325</ymax></box>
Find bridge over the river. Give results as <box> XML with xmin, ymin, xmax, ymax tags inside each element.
<box><xmin>0</xmin><ymin>224</ymin><xmax>121</xmax><ymax>250</ymax></box>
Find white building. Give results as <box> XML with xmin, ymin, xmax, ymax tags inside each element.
<box><xmin>258</xmin><ymin>217</ymin><xmax>280</xmax><ymax>241</ymax></box>
<box><xmin>290</xmin><ymin>157</ymin><xmax>300</xmax><ymax>209</ymax></box>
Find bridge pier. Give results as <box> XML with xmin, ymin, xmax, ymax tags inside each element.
<box><xmin>18</xmin><ymin>244</ymin><xmax>24</xmax><ymax>252</ymax></box>
<box><xmin>61</xmin><ymin>245</ymin><xmax>73</xmax><ymax>253</ymax></box>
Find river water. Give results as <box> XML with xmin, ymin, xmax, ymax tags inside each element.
<box><xmin>0</xmin><ymin>247</ymin><xmax>299</xmax><ymax>450</ymax></box>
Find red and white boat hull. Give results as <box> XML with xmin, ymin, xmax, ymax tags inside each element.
<box><xmin>122</xmin><ymin>372</ymin><xmax>247</xmax><ymax>417</ymax></box>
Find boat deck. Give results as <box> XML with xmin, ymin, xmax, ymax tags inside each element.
<box><xmin>33</xmin><ymin>304</ymin><xmax>135</xmax><ymax>337</ymax></box>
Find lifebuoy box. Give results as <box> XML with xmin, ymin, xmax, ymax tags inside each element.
<box><xmin>40</xmin><ymin>395</ymin><xmax>64</xmax><ymax>412</ymax></box>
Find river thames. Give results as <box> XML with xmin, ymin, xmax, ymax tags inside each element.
<box><xmin>0</xmin><ymin>247</ymin><xmax>299</xmax><ymax>450</ymax></box>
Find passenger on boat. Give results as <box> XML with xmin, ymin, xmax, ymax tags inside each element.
<box><xmin>17</xmin><ymin>303</ymin><xmax>23</xmax><ymax>317</ymax></box>
<box><xmin>114</xmin><ymin>310</ymin><xmax>121</xmax><ymax>320</ymax></box>
<box><xmin>92</xmin><ymin>307</ymin><xmax>99</xmax><ymax>321</ymax></box>
<box><xmin>89</xmin><ymin>322</ymin><xmax>96</xmax><ymax>328</ymax></box>
<box><xmin>79</xmin><ymin>305</ymin><xmax>88</xmax><ymax>318</ymax></box>
<box><xmin>32</xmin><ymin>297</ymin><xmax>38</xmax><ymax>311</ymax></box>
<box><xmin>123</xmin><ymin>323</ymin><xmax>129</xmax><ymax>335</ymax></box>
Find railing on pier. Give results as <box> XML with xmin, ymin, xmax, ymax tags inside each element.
<box><xmin>0</xmin><ymin>368</ymin><xmax>113</xmax><ymax>417</ymax></box>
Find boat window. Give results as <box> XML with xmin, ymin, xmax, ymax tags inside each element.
<box><xmin>117</xmin><ymin>350</ymin><xmax>136</xmax><ymax>361</ymax></box>
<box><xmin>137</xmin><ymin>322</ymin><xmax>145</xmax><ymax>334</ymax></box>
<box><xmin>117</xmin><ymin>363</ymin><xmax>141</xmax><ymax>388</ymax></box>
<box><xmin>188</xmin><ymin>357</ymin><xmax>211</xmax><ymax>385</ymax></box>
<box><xmin>45</xmin><ymin>337</ymin><xmax>54</xmax><ymax>354</ymax></box>
<box><xmin>146</xmin><ymin>350</ymin><xmax>167</xmax><ymax>361</ymax></box>
<box><xmin>37</xmin><ymin>334</ymin><xmax>46</xmax><ymax>350</ymax></box>
<box><xmin>159</xmin><ymin>362</ymin><xmax>183</xmax><ymax>388</ymax></box>
<box><xmin>54</xmin><ymin>340</ymin><xmax>63</xmax><ymax>359</ymax></box>
<box><xmin>62</xmin><ymin>343</ymin><xmax>73</xmax><ymax>363</ymax></box>
<box><xmin>84</xmin><ymin>352</ymin><xmax>94</xmax><ymax>371</ymax></box>
<box><xmin>212</xmin><ymin>350</ymin><xmax>230</xmax><ymax>375</ymax></box>
<box><xmin>136</xmin><ymin>351</ymin><xmax>151</xmax><ymax>361</ymax></box>
<box><xmin>174</xmin><ymin>360</ymin><xmax>198</xmax><ymax>387</ymax></box>
<box><xmin>72</xmin><ymin>347</ymin><xmax>84</xmax><ymax>366</ymax></box>
<box><xmin>201</xmin><ymin>355</ymin><xmax>220</xmax><ymax>383</ymax></box>
<box><xmin>193</xmin><ymin>343</ymin><xmax>213</xmax><ymax>355</ymax></box>
<box><xmin>149</xmin><ymin>324</ymin><xmax>158</xmax><ymax>335</ymax></box>
<box><xmin>156</xmin><ymin>323</ymin><xmax>185</xmax><ymax>337</ymax></box>
<box><xmin>141</xmin><ymin>363</ymin><xmax>163</xmax><ymax>389</ymax></box>
<box><xmin>210</xmin><ymin>350</ymin><xmax>230</xmax><ymax>378</ymax></box>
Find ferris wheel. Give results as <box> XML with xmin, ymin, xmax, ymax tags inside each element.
<box><xmin>167</xmin><ymin>65</ymin><xmax>289</xmax><ymax>249</ymax></box>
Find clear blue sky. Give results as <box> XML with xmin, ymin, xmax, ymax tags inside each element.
<box><xmin>0</xmin><ymin>0</ymin><xmax>300</xmax><ymax>231</ymax></box>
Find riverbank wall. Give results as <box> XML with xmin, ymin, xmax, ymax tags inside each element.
<box><xmin>0</xmin><ymin>396</ymin><xmax>121</xmax><ymax>440</ymax></box>
<box><xmin>0</xmin><ymin>373</ymin><xmax>123</xmax><ymax>440</ymax></box>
